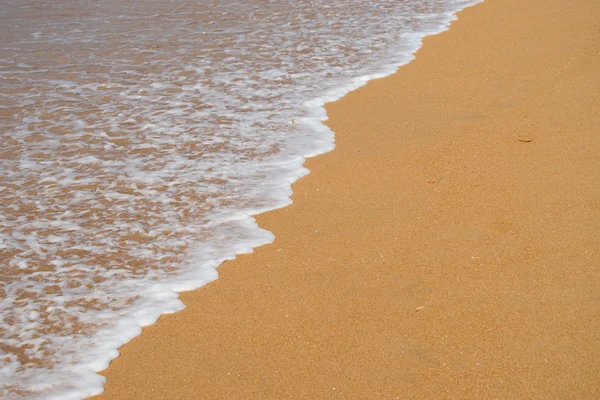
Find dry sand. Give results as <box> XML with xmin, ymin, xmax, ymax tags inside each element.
<box><xmin>94</xmin><ymin>0</ymin><xmax>600</xmax><ymax>398</ymax></box>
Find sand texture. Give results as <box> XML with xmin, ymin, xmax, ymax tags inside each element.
<box><xmin>94</xmin><ymin>0</ymin><xmax>600</xmax><ymax>398</ymax></box>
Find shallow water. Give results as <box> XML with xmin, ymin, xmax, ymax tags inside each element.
<box><xmin>0</xmin><ymin>0</ymin><xmax>479</xmax><ymax>398</ymax></box>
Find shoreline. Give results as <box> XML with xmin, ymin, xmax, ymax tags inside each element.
<box><xmin>95</xmin><ymin>0</ymin><xmax>600</xmax><ymax>398</ymax></box>
<box><xmin>2</xmin><ymin>2</ymin><xmax>482</xmax><ymax>398</ymax></box>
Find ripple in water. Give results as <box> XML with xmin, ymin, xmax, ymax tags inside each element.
<box><xmin>0</xmin><ymin>0</ymin><xmax>479</xmax><ymax>398</ymax></box>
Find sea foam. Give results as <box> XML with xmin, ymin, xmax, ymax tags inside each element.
<box><xmin>0</xmin><ymin>0</ymin><xmax>481</xmax><ymax>398</ymax></box>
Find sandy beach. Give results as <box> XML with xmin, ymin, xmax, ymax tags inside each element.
<box><xmin>94</xmin><ymin>0</ymin><xmax>600</xmax><ymax>398</ymax></box>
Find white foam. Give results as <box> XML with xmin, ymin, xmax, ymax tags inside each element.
<box><xmin>0</xmin><ymin>0</ymin><xmax>482</xmax><ymax>398</ymax></box>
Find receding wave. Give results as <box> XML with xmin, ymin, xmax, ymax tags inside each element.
<box><xmin>0</xmin><ymin>0</ymin><xmax>480</xmax><ymax>398</ymax></box>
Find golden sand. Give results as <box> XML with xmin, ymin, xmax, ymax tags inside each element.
<box><xmin>94</xmin><ymin>0</ymin><xmax>600</xmax><ymax>398</ymax></box>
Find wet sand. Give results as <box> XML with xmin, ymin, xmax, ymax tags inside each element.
<box><xmin>94</xmin><ymin>0</ymin><xmax>600</xmax><ymax>398</ymax></box>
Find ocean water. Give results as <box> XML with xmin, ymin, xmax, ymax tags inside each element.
<box><xmin>0</xmin><ymin>0</ymin><xmax>480</xmax><ymax>398</ymax></box>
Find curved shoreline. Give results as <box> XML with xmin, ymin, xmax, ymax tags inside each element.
<box><xmin>0</xmin><ymin>2</ymin><xmax>483</xmax><ymax>399</ymax></box>
<box><xmin>95</xmin><ymin>0</ymin><xmax>600</xmax><ymax>398</ymax></box>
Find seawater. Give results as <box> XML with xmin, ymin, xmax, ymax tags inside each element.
<box><xmin>0</xmin><ymin>0</ymin><xmax>480</xmax><ymax>398</ymax></box>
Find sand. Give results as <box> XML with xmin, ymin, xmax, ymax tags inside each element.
<box><xmin>93</xmin><ymin>0</ymin><xmax>600</xmax><ymax>398</ymax></box>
